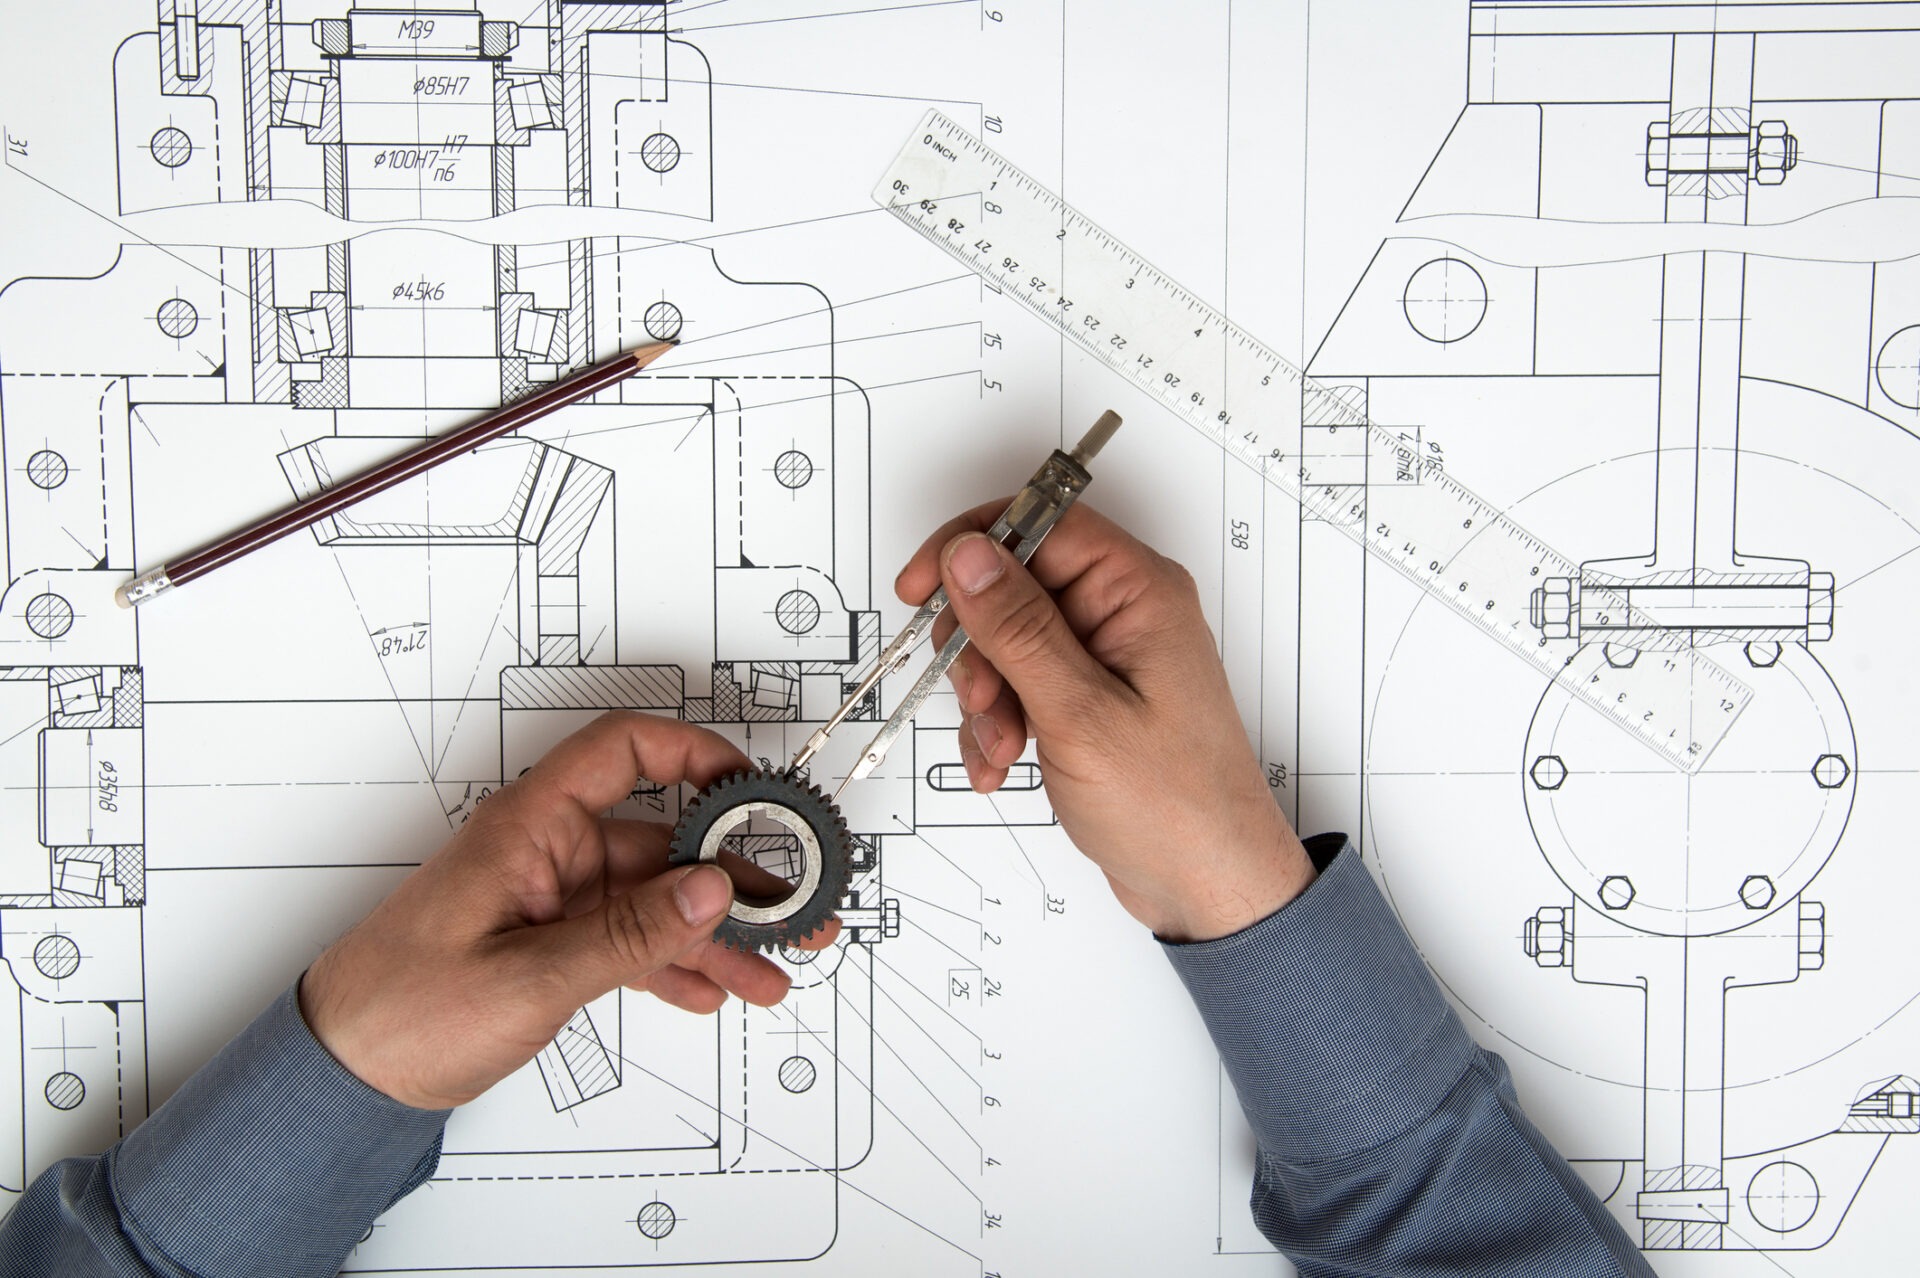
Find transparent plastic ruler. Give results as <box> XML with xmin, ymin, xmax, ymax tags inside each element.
<box><xmin>874</xmin><ymin>109</ymin><xmax>1752</xmax><ymax>772</ymax></box>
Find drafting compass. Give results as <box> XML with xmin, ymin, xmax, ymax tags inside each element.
<box><xmin>668</xmin><ymin>412</ymin><xmax>1122</xmax><ymax>951</ymax></box>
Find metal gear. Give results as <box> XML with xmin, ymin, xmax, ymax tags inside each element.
<box><xmin>667</xmin><ymin>769</ymin><xmax>853</xmax><ymax>953</ymax></box>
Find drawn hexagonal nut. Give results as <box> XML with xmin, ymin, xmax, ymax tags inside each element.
<box><xmin>1530</xmin><ymin>755</ymin><xmax>1568</xmax><ymax>791</ymax></box>
<box><xmin>1799</xmin><ymin>900</ymin><xmax>1826</xmax><ymax>971</ymax></box>
<box><xmin>1645</xmin><ymin>121</ymin><xmax>1673</xmax><ymax>186</ymax></box>
<box><xmin>1523</xmin><ymin>906</ymin><xmax>1572</xmax><ymax>969</ymax></box>
<box><xmin>1751</xmin><ymin>121</ymin><xmax>1798</xmax><ymax>185</ymax></box>
<box><xmin>1599</xmin><ymin>876</ymin><xmax>1635</xmax><ymax>910</ymax></box>
<box><xmin>1812</xmin><ymin>754</ymin><xmax>1850</xmax><ymax>789</ymax></box>
<box><xmin>1530</xmin><ymin>579</ymin><xmax>1576</xmax><ymax>640</ymax></box>
<box><xmin>1807</xmin><ymin>572</ymin><xmax>1834</xmax><ymax>642</ymax></box>
<box><xmin>1740</xmin><ymin>875</ymin><xmax>1776</xmax><ymax>910</ymax></box>
<box><xmin>1744</xmin><ymin>641</ymin><xmax>1782</xmax><ymax>668</ymax></box>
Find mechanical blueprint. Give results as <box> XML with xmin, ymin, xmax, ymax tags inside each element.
<box><xmin>0</xmin><ymin>1</ymin><xmax>1916</xmax><ymax>1274</ymax></box>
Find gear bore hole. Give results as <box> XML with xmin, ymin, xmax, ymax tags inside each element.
<box><xmin>714</xmin><ymin>809</ymin><xmax>810</xmax><ymax>909</ymax></box>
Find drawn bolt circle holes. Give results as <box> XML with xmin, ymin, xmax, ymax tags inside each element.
<box><xmin>775</xmin><ymin>589</ymin><xmax>821</xmax><ymax>635</ymax></box>
<box><xmin>155</xmin><ymin>297</ymin><xmax>199</xmax><ymax>340</ymax></box>
<box><xmin>773</xmin><ymin>450</ymin><xmax>814</xmax><ymax>490</ymax></box>
<box><xmin>1812</xmin><ymin>753</ymin><xmax>1851</xmax><ymax>789</ymax></box>
<box><xmin>1874</xmin><ymin>325</ymin><xmax>1920</xmax><ymax>410</ymax></box>
<box><xmin>1747</xmin><ymin>1160</ymin><xmax>1821</xmax><ymax>1233</ymax></box>
<box><xmin>149</xmin><ymin>126</ymin><xmax>192</xmax><ymax>169</ymax></box>
<box><xmin>778</xmin><ymin>1055</ymin><xmax>817</xmax><ymax>1094</ymax></box>
<box><xmin>642</xmin><ymin>300</ymin><xmax>683</xmax><ymax>342</ymax></box>
<box><xmin>1402</xmin><ymin>257</ymin><xmax>1488</xmax><ymax>344</ymax></box>
<box><xmin>32</xmin><ymin>934</ymin><xmax>82</xmax><ymax>980</ymax></box>
<box><xmin>1529</xmin><ymin>755</ymin><xmax>1567</xmax><ymax>791</ymax></box>
<box><xmin>1740</xmin><ymin>875</ymin><xmax>1777</xmax><ymax>910</ymax></box>
<box><xmin>635</xmin><ymin>1200</ymin><xmax>676</xmax><ymax>1240</ymax></box>
<box><xmin>25</xmin><ymin>593</ymin><xmax>75</xmax><ymax>640</ymax></box>
<box><xmin>1745</xmin><ymin>640</ymin><xmax>1783</xmax><ymax>668</ymax></box>
<box><xmin>640</xmin><ymin>132</ymin><xmax>681</xmax><ymax>174</ymax></box>
<box><xmin>26</xmin><ymin>450</ymin><xmax>69</xmax><ymax>491</ymax></box>
<box><xmin>1599</xmin><ymin>876</ymin><xmax>1636</xmax><ymax>910</ymax></box>
<box><xmin>43</xmin><ymin>1072</ymin><xmax>85</xmax><ymax>1111</ymax></box>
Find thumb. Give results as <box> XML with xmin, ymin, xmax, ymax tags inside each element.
<box><xmin>516</xmin><ymin>864</ymin><xmax>733</xmax><ymax>1006</ymax></box>
<box><xmin>940</xmin><ymin>531</ymin><xmax>1117</xmax><ymax>734</ymax></box>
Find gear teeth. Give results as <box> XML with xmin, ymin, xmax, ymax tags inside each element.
<box><xmin>668</xmin><ymin>767</ymin><xmax>855</xmax><ymax>954</ymax></box>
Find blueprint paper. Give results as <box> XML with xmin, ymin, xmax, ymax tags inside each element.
<box><xmin>1</xmin><ymin>2</ymin><xmax>1917</xmax><ymax>1274</ymax></box>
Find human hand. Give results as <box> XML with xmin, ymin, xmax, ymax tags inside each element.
<box><xmin>897</xmin><ymin>501</ymin><xmax>1314</xmax><ymax>942</ymax></box>
<box><xmin>299</xmin><ymin>711</ymin><xmax>839</xmax><ymax>1110</ymax></box>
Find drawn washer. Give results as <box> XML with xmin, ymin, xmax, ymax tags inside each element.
<box><xmin>668</xmin><ymin>769</ymin><xmax>852</xmax><ymax>952</ymax></box>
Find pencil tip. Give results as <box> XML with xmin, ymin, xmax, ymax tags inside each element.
<box><xmin>631</xmin><ymin>340</ymin><xmax>677</xmax><ymax>369</ymax></box>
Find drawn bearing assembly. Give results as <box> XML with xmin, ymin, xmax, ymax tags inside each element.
<box><xmin>668</xmin><ymin>769</ymin><xmax>853</xmax><ymax>952</ymax></box>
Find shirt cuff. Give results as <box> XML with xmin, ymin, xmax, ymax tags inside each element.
<box><xmin>1160</xmin><ymin>836</ymin><xmax>1480</xmax><ymax>1159</ymax></box>
<box><xmin>111</xmin><ymin>979</ymin><xmax>450</xmax><ymax>1278</ymax></box>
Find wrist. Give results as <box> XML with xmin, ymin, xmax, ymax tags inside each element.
<box><xmin>1146</xmin><ymin>814</ymin><xmax>1316</xmax><ymax>943</ymax></box>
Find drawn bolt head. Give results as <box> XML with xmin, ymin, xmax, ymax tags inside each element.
<box><xmin>1740</xmin><ymin>875</ymin><xmax>1776</xmax><ymax>910</ymax></box>
<box><xmin>1530</xmin><ymin>579</ymin><xmax>1575</xmax><ymax>640</ymax></box>
<box><xmin>1807</xmin><ymin>572</ymin><xmax>1835</xmax><ymax>641</ymax></box>
<box><xmin>1751</xmin><ymin>121</ymin><xmax>1798</xmax><ymax>185</ymax></box>
<box><xmin>1530</xmin><ymin>755</ymin><xmax>1568</xmax><ymax>791</ymax></box>
<box><xmin>1524</xmin><ymin>906</ymin><xmax>1571</xmax><ymax>968</ymax></box>
<box><xmin>1744</xmin><ymin>641</ymin><xmax>1782</xmax><ymax>668</ymax></box>
<box><xmin>1812</xmin><ymin>754</ymin><xmax>1851</xmax><ymax>789</ymax></box>
<box><xmin>1599</xmin><ymin>876</ymin><xmax>1635</xmax><ymax>910</ymax></box>
<box><xmin>1799</xmin><ymin>900</ymin><xmax>1826</xmax><ymax>971</ymax></box>
<box><xmin>1603</xmin><ymin>643</ymin><xmax>1638</xmax><ymax>670</ymax></box>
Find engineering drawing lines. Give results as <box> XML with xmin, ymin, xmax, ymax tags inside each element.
<box><xmin>1297</xmin><ymin>0</ymin><xmax>1920</xmax><ymax>1261</ymax></box>
<box><xmin>1</xmin><ymin>2</ymin><xmax>1020</xmax><ymax>1271</ymax></box>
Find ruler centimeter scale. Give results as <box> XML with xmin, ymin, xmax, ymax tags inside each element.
<box><xmin>873</xmin><ymin>109</ymin><xmax>1753</xmax><ymax>773</ymax></box>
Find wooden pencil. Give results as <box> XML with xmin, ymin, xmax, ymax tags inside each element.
<box><xmin>116</xmin><ymin>341</ymin><xmax>676</xmax><ymax>607</ymax></box>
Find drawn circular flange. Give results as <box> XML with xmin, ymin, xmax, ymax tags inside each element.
<box><xmin>25</xmin><ymin>593</ymin><xmax>74</xmax><ymax>640</ymax></box>
<box><xmin>639</xmin><ymin>132</ymin><xmax>681</xmax><ymax>174</ymax></box>
<box><xmin>44</xmin><ymin>1072</ymin><xmax>85</xmax><ymax>1111</ymax></box>
<box><xmin>668</xmin><ymin>769</ymin><xmax>852</xmax><ymax>952</ymax></box>
<box><xmin>1402</xmin><ymin>256</ymin><xmax>1488</xmax><ymax>344</ymax></box>
<box><xmin>149</xmin><ymin>126</ymin><xmax>192</xmax><ymax>169</ymax></box>
<box><xmin>635</xmin><ymin>1200</ymin><xmax>676</xmax><ymax>1240</ymax></box>
<box><xmin>156</xmin><ymin>297</ymin><xmax>199</xmax><ymax>340</ymax></box>
<box><xmin>643</xmin><ymin>300</ymin><xmax>683</xmax><ymax>342</ymax></box>
<box><xmin>1747</xmin><ymin>1160</ymin><xmax>1820</xmax><ymax>1232</ymax></box>
<box><xmin>33</xmin><ymin>934</ymin><xmax>81</xmax><ymax>980</ymax></box>
<box><xmin>26</xmin><ymin>450</ymin><xmax>68</xmax><ymax>491</ymax></box>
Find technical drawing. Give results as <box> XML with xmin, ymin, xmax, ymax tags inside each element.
<box><xmin>1299</xmin><ymin>0</ymin><xmax>1920</xmax><ymax>1262</ymax></box>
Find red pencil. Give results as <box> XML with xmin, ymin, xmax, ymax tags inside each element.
<box><xmin>117</xmin><ymin>341</ymin><xmax>676</xmax><ymax>607</ymax></box>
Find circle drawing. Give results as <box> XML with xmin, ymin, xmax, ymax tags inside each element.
<box><xmin>774</xmin><ymin>450</ymin><xmax>814</xmax><ymax>490</ymax></box>
<box><xmin>26</xmin><ymin>450</ymin><xmax>68</xmax><ymax>491</ymax></box>
<box><xmin>778</xmin><ymin>1055</ymin><xmax>817</xmax><ymax>1094</ymax></box>
<box><xmin>156</xmin><ymin>297</ymin><xmax>199</xmax><ymax>340</ymax></box>
<box><xmin>1402</xmin><ymin>257</ymin><xmax>1488</xmax><ymax>344</ymax></box>
<box><xmin>44</xmin><ymin>1072</ymin><xmax>85</xmax><ymax>1111</ymax></box>
<box><xmin>635</xmin><ymin>1200</ymin><xmax>676</xmax><ymax>1240</ymax></box>
<box><xmin>1747</xmin><ymin>1160</ymin><xmax>1820</xmax><ymax>1232</ymax></box>
<box><xmin>643</xmin><ymin>300</ymin><xmax>683</xmax><ymax>342</ymax></box>
<box><xmin>25</xmin><ymin>593</ymin><xmax>75</xmax><ymax>640</ymax></box>
<box><xmin>33</xmin><ymin>934</ymin><xmax>82</xmax><ymax>980</ymax></box>
<box><xmin>775</xmin><ymin>589</ymin><xmax>821</xmax><ymax>635</ymax></box>
<box><xmin>779</xmin><ymin>942</ymin><xmax>819</xmax><ymax>966</ymax></box>
<box><xmin>640</xmin><ymin>132</ymin><xmax>682</xmax><ymax>174</ymax></box>
<box><xmin>1875</xmin><ymin>325</ymin><xmax>1920</xmax><ymax>410</ymax></box>
<box><xmin>149</xmin><ymin>126</ymin><xmax>192</xmax><ymax>169</ymax></box>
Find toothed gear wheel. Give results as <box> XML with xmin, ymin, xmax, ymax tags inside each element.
<box><xmin>668</xmin><ymin>769</ymin><xmax>853</xmax><ymax>952</ymax></box>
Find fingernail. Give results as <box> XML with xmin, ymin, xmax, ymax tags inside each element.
<box><xmin>970</xmin><ymin>714</ymin><xmax>1001</xmax><ymax>762</ymax></box>
<box><xmin>675</xmin><ymin>866</ymin><xmax>731</xmax><ymax>925</ymax></box>
<box><xmin>947</xmin><ymin>534</ymin><xmax>1003</xmax><ymax>595</ymax></box>
<box><xmin>947</xmin><ymin>656</ymin><xmax>972</xmax><ymax>705</ymax></box>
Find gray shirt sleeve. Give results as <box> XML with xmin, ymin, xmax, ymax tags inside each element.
<box><xmin>0</xmin><ymin>979</ymin><xmax>449</xmax><ymax>1278</ymax></box>
<box><xmin>1162</xmin><ymin>835</ymin><xmax>1657</xmax><ymax>1277</ymax></box>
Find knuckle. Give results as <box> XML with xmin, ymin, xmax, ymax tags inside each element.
<box><xmin>603</xmin><ymin>894</ymin><xmax>665</xmax><ymax>970</ymax></box>
<box><xmin>987</xmin><ymin>588</ymin><xmax>1064</xmax><ymax>668</ymax></box>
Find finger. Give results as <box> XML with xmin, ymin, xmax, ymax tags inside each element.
<box><xmin>516</xmin><ymin>711</ymin><xmax>752</xmax><ymax>817</ymax></box>
<box><xmin>680</xmin><ymin>942</ymin><xmax>795</xmax><ymax>1007</ymax></box>
<box><xmin>896</xmin><ymin>500</ymin><xmax>1148</xmax><ymax>607</ymax></box>
<box><xmin>513</xmin><ymin>864</ymin><xmax>734</xmax><ymax>1008</ymax></box>
<box><xmin>792</xmin><ymin>916</ymin><xmax>843</xmax><ymax>950</ymax></box>
<box><xmin>642</xmin><ymin>963</ymin><xmax>730</xmax><ymax>1015</ymax></box>
<box><xmin>966</xmin><ymin>678</ymin><xmax>1029</xmax><ymax>772</ymax></box>
<box><xmin>938</xmin><ymin>531</ymin><xmax>1126</xmax><ymax>739</ymax></box>
<box><xmin>930</xmin><ymin>617</ymin><xmax>1007</xmax><ymax>718</ymax></box>
<box><xmin>563</xmin><ymin>818</ymin><xmax>675</xmax><ymax>915</ymax></box>
<box><xmin>960</xmin><ymin>720</ymin><xmax>1006</xmax><ymax>793</ymax></box>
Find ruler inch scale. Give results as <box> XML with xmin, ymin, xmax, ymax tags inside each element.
<box><xmin>874</xmin><ymin>108</ymin><xmax>1753</xmax><ymax>773</ymax></box>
